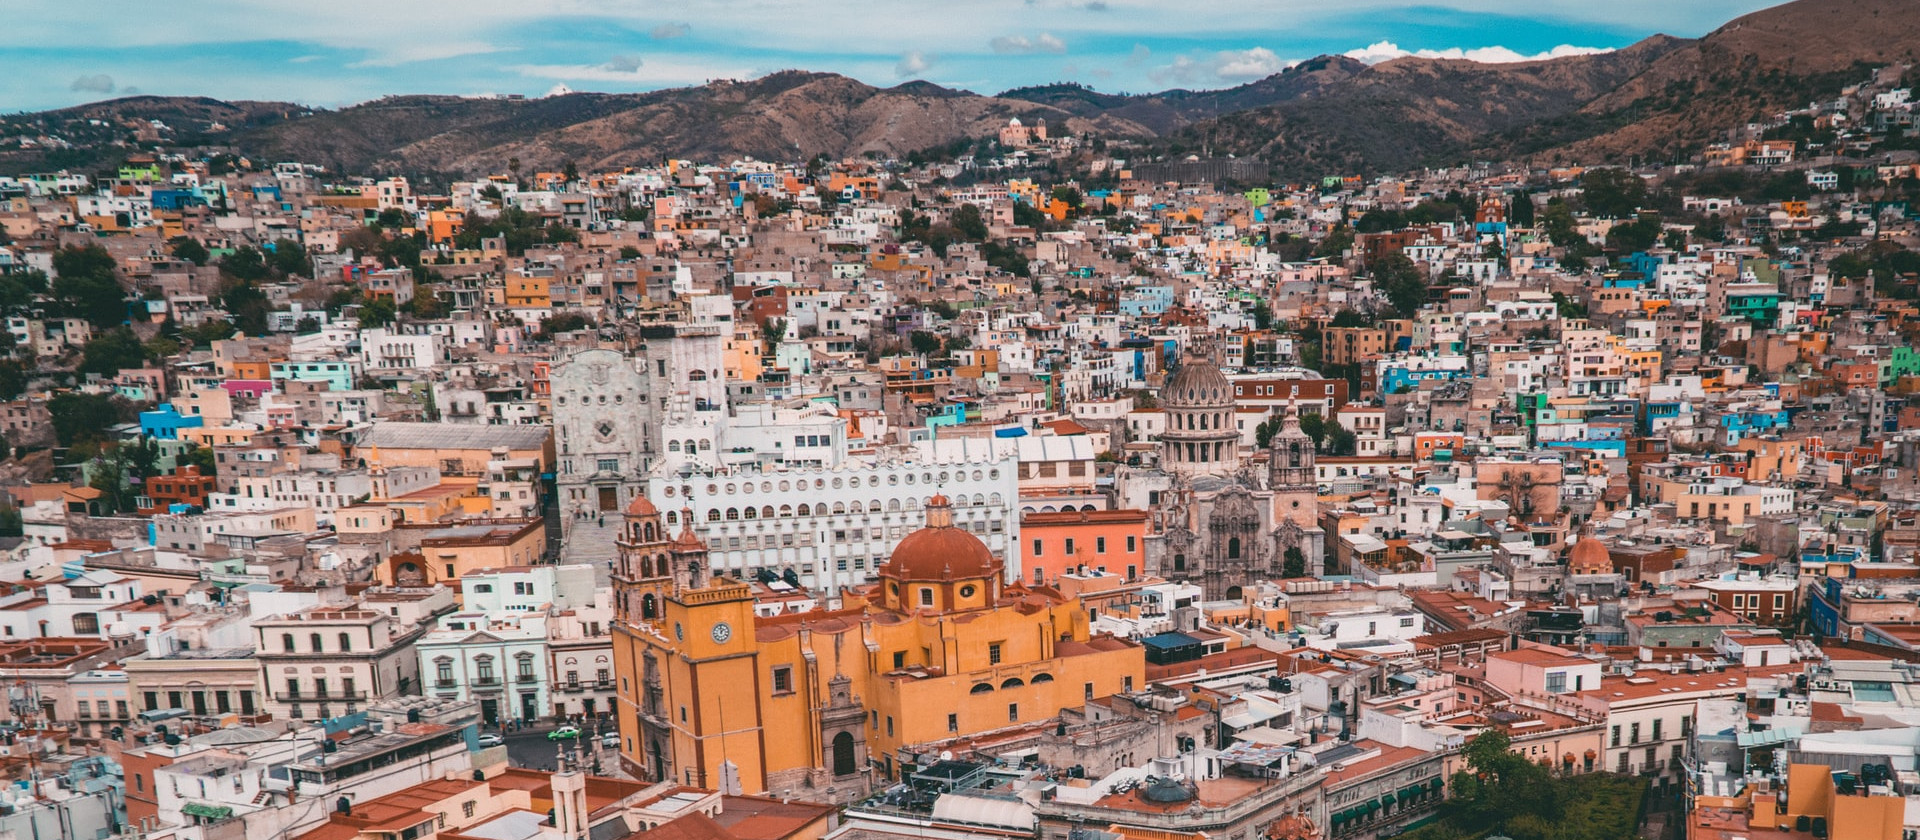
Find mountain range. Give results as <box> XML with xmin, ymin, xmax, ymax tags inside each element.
<box><xmin>2</xmin><ymin>0</ymin><xmax>1915</xmax><ymax>181</ymax></box>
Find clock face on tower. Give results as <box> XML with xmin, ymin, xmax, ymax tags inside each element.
<box><xmin>710</xmin><ymin>622</ymin><xmax>733</xmax><ymax>643</ymax></box>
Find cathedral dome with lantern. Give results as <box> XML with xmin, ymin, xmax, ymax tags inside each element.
<box><xmin>876</xmin><ymin>494</ymin><xmax>1004</xmax><ymax>612</ymax></box>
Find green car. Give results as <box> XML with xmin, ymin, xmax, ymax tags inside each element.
<box><xmin>548</xmin><ymin>725</ymin><xmax>582</xmax><ymax>741</ymax></box>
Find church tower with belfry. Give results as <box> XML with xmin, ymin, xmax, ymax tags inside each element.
<box><xmin>1268</xmin><ymin>402</ymin><xmax>1326</xmax><ymax>576</ymax></box>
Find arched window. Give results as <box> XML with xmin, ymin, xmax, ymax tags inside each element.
<box><xmin>833</xmin><ymin>502</ymin><xmax>846</xmax><ymax>514</ymax></box>
<box><xmin>310</xmin><ymin>633</ymin><xmax>324</xmax><ymax>652</ymax></box>
<box><xmin>832</xmin><ymin>731</ymin><xmax>857</xmax><ymax>776</ymax></box>
<box><xmin>1227</xmin><ymin>537</ymin><xmax>1242</xmax><ymax>559</ymax></box>
<box><xmin>707</xmin><ymin>509</ymin><xmax>722</xmax><ymax>522</ymax></box>
<box><xmin>641</xmin><ymin>593</ymin><xmax>657</xmax><ymax>619</ymax></box>
<box><xmin>725</xmin><ymin>508</ymin><xmax>740</xmax><ymax>520</ymax></box>
<box><xmin>644</xmin><ymin>523</ymin><xmax>657</xmax><ymax>541</ymax></box>
<box><xmin>742</xmin><ymin>506</ymin><xmax>756</xmax><ymax>520</ymax></box>
<box><xmin>1030</xmin><ymin>673</ymin><xmax>1054</xmax><ymax>683</ymax></box>
<box><xmin>1000</xmin><ymin>677</ymin><xmax>1025</xmax><ymax>689</ymax></box>
<box><xmin>797</xmin><ymin>503</ymin><xmax>812</xmax><ymax>516</ymax></box>
<box><xmin>338</xmin><ymin>633</ymin><xmax>352</xmax><ymax>653</ymax></box>
<box><xmin>282</xmin><ymin>633</ymin><xmax>295</xmax><ymax>652</ymax></box>
<box><xmin>761</xmin><ymin>506</ymin><xmax>774</xmax><ymax>519</ymax></box>
<box><xmin>780</xmin><ymin>505</ymin><xmax>793</xmax><ymax>517</ymax></box>
<box><xmin>669</xmin><ymin>441</ymin><xmax>682</xmax><ymax>452</ymax></box>
<box><xmin>970</xmin><ymin>683</ymin><xmax>994</xmax><ymax>694</ymax></box>
<box><xmin>666</xmin><ymin>510</ymin><xmax>678</xmax><ymax>525</ymax></box>
<box><xmin>850</xmin><ymin>501</ymin><xmax>865</xmax><ymax>514</ymax></box>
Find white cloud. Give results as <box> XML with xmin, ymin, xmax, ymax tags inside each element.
<box><xmin>1213</xmin><ymin>46</ymin><xmax>1288</xmax><ymax>80</ymax></box>
<box><xmin>511</xmin><ymin>56</ymin><xmax>753</xmax><ymax>85</ymax></box>
<box><xmin>651</xmin><ymin>22</ymin><xmax>690</xmax><ymax>40</ymax></box>
<box><xmin>605</xmin><ymin>54</ymin><xmax>643</xmax><ymax>72</ymax></box>
<box><xmin>1125</xmin><ymin>43</ymin><xmax>1151</xmax><ymax>66</ymax></box>
<box><xmin>1342</xmin><ymin>39</ymin><xmax>1613</xmax><ymax>64</ymax></box>
<box><xmin>347</xmin><ymin>39</ymin><xmax>505</xmax><ymax>67</ymax></box>
<box><xmin>1151</xmin><ymin>46</ymin><xmax>1296</xmax><ymax>85</ymax></box>
<box><xmin>896</xmin><ymin>50</ymin><xmax>934</xmax><ymax>77</ymax></box>
<box><xmin>990</xmin><ymin>32</ymin><xmax>1067</xmax><ymax>54</ymax></box>
<box><xmin>70</xmin><ymin>73</ymin><xmax>114</xmax><ymax>93</ymax></box>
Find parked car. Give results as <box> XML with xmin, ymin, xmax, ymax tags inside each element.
<box><xmin>601</xmin><ymin>732</ymin><xmax>620</xmax><ymax>748</ymax></box>
<box><xmin>477</xmin><ymin>733</ymin><xmax>504</xmax><ymax>748</ymax></box>
<box><xmin>548</xmin><ymin>725</ymin><xmax>582</xmax><ymax>741</ymax></box>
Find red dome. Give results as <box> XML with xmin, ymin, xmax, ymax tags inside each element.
<box><xmin>1569</xmin><ymin>534</ymin><xmax>1611</xmax><ymax>571</ymax></box>
<box><xmin>883</xmin><ymin>525</ymin><xmax>998</xmax><ymax>581</ymax></box>
<box><xmin>625</xmin><ymin>495</ymin><xmax>659</xmax><ymax>517</ymax></box>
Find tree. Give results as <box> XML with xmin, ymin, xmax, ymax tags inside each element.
<box><xmin>0</xmin><ymin>362</ymin><xmax>25</xmax><ymax>400</ymax></box>
<box><xmin>79</xmin><ymin>327</ymin><xmax>149</xmax><ymax>378</ymax></box>
<box><xmin>1324</xmin><ymin>421</ymin><xmax>1356</xmax><ymax>456</ymax></box>
<box><xmin>562</xmin><ymin>161</ymin><xmax>580</xmax><ymax>184</ymax></box>
<box><xmin>1250</xmin><ymin>300</ymin><xmax>1275</xmax><ymax>331</ymax></box>
<box><xmin>1314</xmin><ymin>224</ymin><xmax>1354</xmax><ymax>260</ymax></box>
<box><xmin>0</xmin><ymin>505</ymin><xmax>20</xmax><ymax>538</ymax></box>
<box><xmin>909</xmin><ymin>330</ymin><xmax>942</xmax><ymax>356</ymax></box>
<box><xmin>180</xmin><ymin>444</ymin><xmax>217</xmax><ymax>476</ymax></box>
<box><xmin>761</xmin><ymin>318</ymin><xmax>788</xmax><ymax>350</ymax></box>
<box><xmin>88</xmin><ymin>456</ymin><xmax>128</xmax><ymax>514</ymax></box>
<box><xmin>268</xmin><ymin>238</ymin><xmax>309</xmax><ymax>277</ymax></box>
<box><xmin>219</xmin><ymin>245</ymin><xmax>270</xmax><ymax>284</ymax></box>
<box><xmin>1508</xmin><ymin>192</ymin><xmax>1535</xmax><ymax>227</ymax></box>
<box><xmin>1375</xmin><ymin>254</ymin><xmax>1428</xmax><ymax>318</ymax></box>
<box><xmin>1255</xmin><ymin>416</ymin><xmax>1284</xmax><ymax>448</ymax></box>
<box><xmin>1579</xmin><ymin>167</ymin><xmax>1647</xmax><ymax>218</ymax></box>
<box><xmin>169</xmin><ymin>236</ymin><xmax>210</xmax><ymax>266</ymax></box>
<box><xmin>376</xmin><ymin>207</ymin><xmax>412</xmax><ymax>231</ymax></box>
<box><xmin>1282</xmin><ymin>546</ymin><xmax>1307</xmax><ymax>579</ymax></box>
<box><xmin>535</xmin><ymin>312</ymin><xmax>592</xmax><ymax>340</ymax></box>
<box><xmin>951</xmin><ymin>204</ymin><xmax>988</xmax><ymax>241</ymax></box>
<box><xmin>51</xmin><ymin>245</ymin><xmax>127</xmax><ymax>328</ymax></box>
<box><xmin>1329</xmin><ymin>309</ymin><xmax>1371</xmax><ymax>328</ymax></box>
<box><xmin>49</xmin><ymin>392</ymin><xmax>126</xmax><ymax>447</ymax></box>
<box><xmin>1050</xmin><ymin>185</ymin><xmax>1083</xmax><ymax>212</ymax></box>
<box><xmin>1297</xmin><ymin>411</ymin><xmax>1327</xmax><ymax>447</ymax></box>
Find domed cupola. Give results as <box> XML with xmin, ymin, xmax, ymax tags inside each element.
<box><xmin>1160</xmin><ymin>350</ymin><xmax>1242</xmax><ymax>478</ymax></box>
<box><xmin>877</xmin><ymin>495</ymin><xmax>1003</xmax><ymax>612</ymax></box>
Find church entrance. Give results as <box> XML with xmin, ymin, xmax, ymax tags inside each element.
<box><xmin>598</xmin><ymin>486</ymin><xmax>618</xmax><ymax>511</ymax></box>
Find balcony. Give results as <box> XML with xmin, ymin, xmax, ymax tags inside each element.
<box><xmin>276</xmin><ymin>690</ymin><xmax>370</xmax><ymax>702</ymax></box>
<box><xmin>436</xmin><ymin>679</ymin><xmax>457</xmax><ymax>688</ymax></box>
<box><xmin>472</xmin><ymin>676</ymin><xmax>500</xmax><ymax>687</ymax></box>
<box><xmin>517</xmin><ymin>673</ymin><xmax>539</xmax><ymax>684</ymax></box>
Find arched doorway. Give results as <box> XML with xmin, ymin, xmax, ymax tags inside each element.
<box><xmin>1225</xmin><ymin>585</ymin><xmax>1243</xmax><ymax>601</ymax></box>
<box><xmin>831</xmin><ymin>731</ymin><xmax>856</xmax><ymax>776</ymax></box>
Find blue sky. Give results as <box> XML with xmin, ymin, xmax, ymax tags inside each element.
<box><xmin>3</xmin><ymin>0</ymin><xmax>1789</xmax><ymax>112</ymax></box>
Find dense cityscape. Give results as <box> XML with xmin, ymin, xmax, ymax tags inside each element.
<box><xmin>1</xmin><ymin>3</ymin><xmax>1919</xmax><ymax>840</ymax></box>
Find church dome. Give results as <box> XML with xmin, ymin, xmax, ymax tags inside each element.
<box><xmin>625</xmin><ymin>495</ymin><xmax>659</xmax><ymax>517</ymax></box>
<box><xmin>1569</xmin><ymin>533</ymin><xmax>1611</xmax><ymax>571</ymax></box>
<box><xmin>1164</xmin><ymin>354</ymin><xmax>1233</xmax><ymax>408</ymax></box>
<box><xmin>882</xmin><ymin>496</ymin><xmax>997</xmax><ymax>581</ymax></box>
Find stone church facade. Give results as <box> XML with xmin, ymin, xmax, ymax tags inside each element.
<box><xmin>1118</xmin><ymin>353</ymin><xmax>1326</xmax><ymax>600</ymax></box>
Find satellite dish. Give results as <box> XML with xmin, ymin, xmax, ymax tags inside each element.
<box><xmin>939</xmin><ymin>750</ymin><xmax>953</xmax><ymax>761</ymax></box>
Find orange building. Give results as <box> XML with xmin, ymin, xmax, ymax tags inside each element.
<box><xmin>612</xmin><ymin>495</ymin><xmax>1144</xmax><ymax>802</ymax></box>
<box><xmin>1018</xmin><ymin>508</ymin><xmax>1150</xmax><ymax>586</ymax></box>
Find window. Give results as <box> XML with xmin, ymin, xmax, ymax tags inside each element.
<box><xmin>1399</xmin><ymin>617</ymin><xmax>1415</xmax><ymax>628</ymax></box>
<box><xmin>1545</xmin><ymin>671</ymin><xmax>1566</xmax><ymax>694</ymax></box>
<box><xmin>1085</xmin><ymin>682</ymin><xmax>1095</xmax><ymax>700</ymax></box>
<box><xmin>1096</xmin><ymin>537</ymin><xmax>1107</xmax><ymax>554</ymax></box>
<box><xmin>338</xmin><ymin>633</ymin><xmax>352</xmax><ymax>652</ymax></box>
<box><xmin>1008</xmin><ymin>703</ymin><xmax>1019</xmax><ymax>722</ymax></box>
<box><xmin>918</xmin><ymin>588</ymin><xmax>933</xmax><ymax>607</ymax></box>
<box><xmin>1032</xmin><ymin>539</ymin><xmax>1043</xmax><ymax>557</ymax></box>
<box><xmin>947</xmin><ymin>713</ymin><xmax>958</xmax><ymax>732</ymax></box>
<box><xmin>463</xmin><ymin>801</ymin><xmax>477</xmax><ymax>818</ymax></box>
<box><xmin>1065</xmin><ymin>538</ymin><xmax>1075</xmax><ymax>556</ymax></box>
<box><xmin>1652</xmin><ymin>719</ymin><xmax>1662</xmax><ymax>741</ymax></box>
<box><xmin>1126</xmin><ymin>536</ymin><xmax>1137</xmax><ymax>552</ymax></box>
<box><xmin>1629</xmin><ymin>722</ymin><xmax>1640</xmax><ymax>744</ymax></box>
<box><xmin>1610</xmin><ymin>725</ymin><xmax>1621</xmax><ymax>747</ymax></box>
<box><xmin>437</xmin><ymin>659</ymin><xmax>454</xmax><ymax>684</ymax></box>
<box><xmin>989</xmin><ymin>642</ymin><xmax>1003</xmax><ymax>665</ymax></box>
<box><xmin>282</xmin><ymin>634</ymin><xmax>295</xmax><ymax>652</ymax></box>
<box><xmin>893</xmin><ymin>651</ymin><xmax>906</xmax><ymax>669</ymax></box>
<box><xmin>772</xmin><ymin>666</ymin><xmax>793</xmax><ymax>694</ymax></box>
<box><xmin>1123</xmin><ymin>676</ymin><xmax>1133</xmax><ymax>692</ymax></box>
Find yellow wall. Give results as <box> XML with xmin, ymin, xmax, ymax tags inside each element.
<box><xmin>615</xmin><ymin>575</ymin><xmax>1143</xmax><ymax>794</ymax></box>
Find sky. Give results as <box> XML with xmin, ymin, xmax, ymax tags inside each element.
<box><xmin>2</xmin><ymin>0</ymin><xmax>1793</xmax><ymax>113</ymax></box>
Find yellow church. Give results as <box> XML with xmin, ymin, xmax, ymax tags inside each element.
<box><xmin>610</xmin><ymin>493</ymin><xmax>1145</xmax><ymax>801</ymax></box>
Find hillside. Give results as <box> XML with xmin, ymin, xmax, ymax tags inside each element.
<box><xmin>0</xmin><ymin>0</ymin><xmax>1912</xmax><ymax>180</ymax></box>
